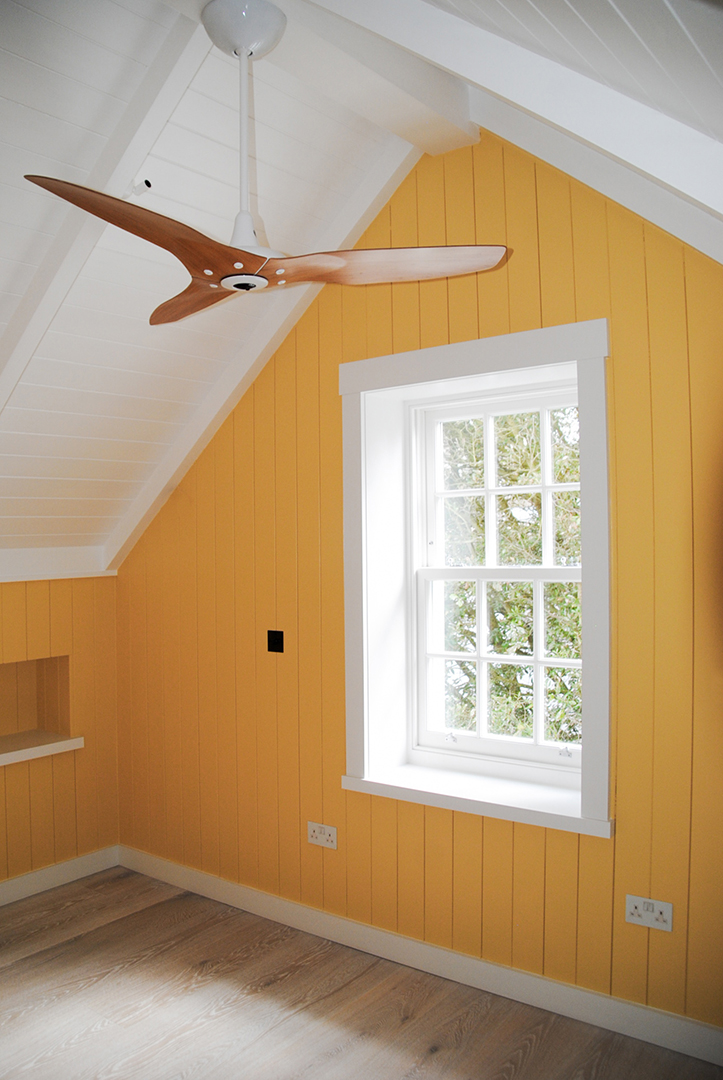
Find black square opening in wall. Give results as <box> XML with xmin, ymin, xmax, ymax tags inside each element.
<box><xmin>267</xmin><ymin>630</ymin><xmax>284</xmax><ymax>653</ymax></box>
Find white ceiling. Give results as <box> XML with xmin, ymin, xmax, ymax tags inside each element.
<box><xmin>1</xmin><ymin>0</ymin><xmax>721</xmax><ymax>581</ymax></box>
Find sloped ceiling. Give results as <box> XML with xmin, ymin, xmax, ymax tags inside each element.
<box><xmin>1</xmin><ymin>0</ymin><xmax>721</xmax><ymax>582</ymax></box>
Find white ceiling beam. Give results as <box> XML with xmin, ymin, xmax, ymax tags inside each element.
<box><xmin>471</xmin><ymin>88</ymin><xmax>723</xmax><ymax>268</ymax></box>
<box><xmin>0</xmin><ymin>546</ymin><xmax>113</xmax><ymax>585</ymax></box>
<box><xmin>161</xmin><ymin>0</ymin><xmax>478</xmax><ymax>154</ymax></box>
<box><xmin>0</xmin><ymin>15</ymin><xmax>211</xmax><ymax>422</ymax></box>
<box><xmin>269</xmin><ymin>0</ymin><xmax>478</xmax><ymax>154</ymax></box>
<box><xmin>307</xmin><ymin>0</ymin><xmax>723</xmax><ymax>225</ymax></box>
<box><xmin>104</xmin><ymin>136</ymin><xmax>421</xmax><ymax>570</ymax></box>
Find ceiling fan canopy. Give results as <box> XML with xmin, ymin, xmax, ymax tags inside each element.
<box><xmin>200</xmin><ymin>0</ymin><xmax>286</xmax><ymax>59</ymax></box>
<box><xmin>25</xmin><ymin>0</ymin><xmax>510</xmax><ymax>324</ymax></box>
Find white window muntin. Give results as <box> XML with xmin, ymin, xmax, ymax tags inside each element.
<box><xmin>412</xmin><ymin>387</ymin><xmax>582</xmax><ymax>771</ymax></box>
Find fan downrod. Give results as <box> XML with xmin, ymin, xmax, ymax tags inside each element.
<box><xmin>200</xmin><ymin>0</ymin><xmax>286</xmax><ymax>58</ymax></box>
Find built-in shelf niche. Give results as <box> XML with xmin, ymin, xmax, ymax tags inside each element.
<box><xmin>0</xmin><ymin>656</ymin><xmax>83</xmax><ymax>767</ymax></box>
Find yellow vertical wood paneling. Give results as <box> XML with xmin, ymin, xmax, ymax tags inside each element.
<box><xmin>94</xmin><ymin>578</ymin><xmax>118</xmax><ymax>848</ymax></box>
<box><xmin>685</xmin><ymin>248</ymin><xmax>723</xmax><ymax>1026</ymax></box>
<box><xmin>317</xmin><ymin>284</ymin><xmax>347</xmax><ymax>916</ymax></box>
<box><xmin>51</xmin><ymin>751</ymin><xmax>76</xmax><ymax>863</ymax></box>
<box><xmin>0</xmin><ymin>770</ymin><xmax>7</xmax><ymax>880</ymax></box>
<box><xmin>363</xmin><ymin>208</ymin><xmax>393</xmax><ymax>361</ymax></box>
<box><xmin>17</xmin><ymin>662</ymin><xmax>36</xmax><ymax>731</ymax></box>
<box><xmin>576</xmin><ymin>835</ymin><xmax>614</xmax><ymax>993</ymax></box>
<box><xmin>49</xmin><ymin>578</ymin><xmax>76</xmax><ymax>864</ymax></box>
<box><xmin>49</xmin><ymin>579</ymin><xmax>72</xmax><ymax>657</ymax></box>
<box><xmin>346</xmin><ymin>790</ymin><xmax>372</xmax><ymax>923</ymax></box>
<box><xmin>145</xmin><ymin>518</ymin><xmax>167</xmax><ymax>858</ymax></box>
<box><xmin>116</xmin><ymin>559</ymin><xmax>132</xmax><ymax>845</ymax></box>
<box><xmin>452</xmin><ymin>811</ymin><xmax>482</xmax><ymax>957</ymax></box>
<box><xmin>26</xmin><ymin>581</ymin><xmax>50</xmax><ymax>660</ymax></box>
<box><xmin>473</xmin><ymin>132</ymin><xmax>510</xmax><ymax>339</ymax></box>
<box><xmin>569</xmin><ymin>177</ymin><xmax>616</xmax><ymax>996</ymax></box>
<box><xmin>254</xmin><ymin>360</ymin><xmax>280</xmax><ymax>895</ymax></box>
<box><xmin>482</xmin><ymin>817</ymin><xmax>514</xmax><ymax>966</ymax></box>
<box><xmin>536</xmin><ymin>162</ymin><xmax>576</xmax><ymax>328</ymax></box>
<box><xmin>397</xmin><ymin>800</ymin><xmax>425</xmax><ymax>941</ymax></box>
<box><xmin>72</xmin><ymin>578</ymin><xmax>97</xmax><ymax>855</ymax></box>
<box><xmin>544</xmin><ymin>829</ymin><xmax>579</xmax><ymax>984</ymax></box>
<box><xmin>5</xmin><ymin>762</ymin><xmax>31</xmax><ymax>877</ymax></box>
<box><xmin>2</xmin><ymin>582</ymin><xmax>26</xmax><ymax>663</ymax></box>
<box><xmin>215</xmin><ymin>416</ymin><xmax>238</xmax><ymax>884</ymax></box>
<box><xmin>424</xmin><ymin>806</ymin><xmax>454</xmax><ymax>948</ymax></box>
<box><xmin>607</xmin><ymin>201</ymin><xmax>655</xmax><ymax>1006</ymax></box>
<box><xmin>196</xmin><ymin>443</ymin><xmax>220</xmax><ymax>877</ymax></box>
<box><xmin>234</xmin><ymin>390</ymin><xmax>258</xmax><ymax>887</ymax></box>
<box><xmin>275</xmin><ymin>338</ymin><xmax>301</xmax><ymax>902</ymax></box>
<box><xmin>390</xmin><ymin>171</ymin><xmax>420</xmax><ymax>355</ymax></box>
<box><xmin>371</xmin><ymin>796</ymin><xmax>398</xmax><ymax>933</ymax></box>
<box><xmin>503</xmin><ymin>144</ymin><xmax>542</xmax><ymax>334</ymax></box>
<box><xmin>178</xmin><ymin>470</ymin><xmax>202</xmax><ymax>871</ymax></box>
<box><xmin>644</xmin><ymin>226</ymin><xmax>693</xmax><ymax>1016</ymax></box>
<box><xmin>444</xmin><ymin>146</ymin><xmax>479</xmax><ymax>343</ymax></box>
<box><xmin>160</xmin><ymin>493</ymin><xmax>183</xmax><ymax>865</ymax></box>
<box><xmin>0</xmin><ymin>664</ymin><xmax>18</xmax><ymax>735</ymax></box>
<box><xmin>29</xmin><ymin>756</ymin><xmax>54</xmax><ymax>869</ymax></box>
<box><xmin>342</xmin><ymin>283</ymin><xmax>367</xmax><ymax>365</ymax></box>
<box><xmin>295</xmin><ymin>307</ymin><xmax>324</xmax><ymax>909</ymax></box>
<box><xmin>416</xmin><ymin>154</ymin><xmax>449</xmax><ymax>349</ymax></box>
<box><xmin>512</xmin><ymin>823</ymin><xmax>545</xmax><ymax>975</ymax></box>
<box><xmin>128</xmin><ymin>544</ymin><xmax>150</xmax><ymax>853</ymax></box>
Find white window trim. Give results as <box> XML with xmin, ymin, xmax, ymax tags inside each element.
<box><xmin>340</xmin><ymin>319</ymin><xmax>612</xmax><ymax>838</ymax></box>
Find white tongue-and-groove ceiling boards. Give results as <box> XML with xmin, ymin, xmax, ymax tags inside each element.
<box><xmin>1</xmin><ymin>0</ymin><xmax>721</xmax><ymax>581</ymax></box>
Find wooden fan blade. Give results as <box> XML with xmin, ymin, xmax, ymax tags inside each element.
<box><xmin>265</xmin><ymin>245</ymin><xmax>508</xmax><ymax>286</ymax></box>
<box><xmin>24</xmin><ymin>175</ymin><xmax>266</xmax><ymax>279</ymax></box>
<box><xmin>150</xmin><ymin>280</ymin><xmax>231</xmax><ymax>325</ymax></box>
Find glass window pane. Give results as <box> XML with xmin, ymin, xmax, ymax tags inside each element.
<box><xmin>442</xmin><ymin>419</ymin><xmax>485</xmax><ymax>490</ymax></box>
<box><xmin>544</xmin><ymin>666</ymin><xmax>582</xmax><ymax>743</ymax></box>
<box><xmin>551</xmin><ymin>407</ymin><xmax>579</xmax><ymax>483</ymax></box>
<box><xmin>487</xmin><ymin>582</ymin><xmax>533</xmax><ymax>656</ymax></box>
<box><xmin>487</xmin><ymin>663</ymin><xmax>534</xmax><ymax>738</ymax></box>
<box><xmin>495</xmin><ymin>412</ymin><xmax>540</xmax><ymax>487</ymax></box>
<box><xmin>497</xmin><ymin>493</ymin><xmax>542</xmax><ymax>565</ymax></box>
<box><xmin>553</xmin><ymin>490</ymin><xmax>581</xmax><ymax>565</ymax></box>
<box><xmin>445</xmin><ymin>659</ymin><xmax>477</xmax><ymax>731</ymax></box>
<box><xmin>544</xmin><ymin>582</ymin><xmax>582</xmax><ymax>659</ymax></box>
<box><xmin>444</xmin><ymin>495</ymin><xmax>485</xmax><ymax>565</ymax></box>
<box><xmin>444</xmin><ymin>580</ymin><xmax>476</xmax><ymax>652</ymax></box>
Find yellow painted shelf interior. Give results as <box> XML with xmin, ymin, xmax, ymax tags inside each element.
<box><xmin>0</xmin><ymin>656</ymin><xmax>78</xmax><ymax>766</ymax></box>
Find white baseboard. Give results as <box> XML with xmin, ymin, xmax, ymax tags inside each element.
<box><xmin>0</xmin><ymin>846</ymin><xmax>119</xmax><ymax>906</ymax></box>
<box><xmin>2</xmin><ymin>844</ymin><xmax>721</xmax><ymax>1067</ymax></box>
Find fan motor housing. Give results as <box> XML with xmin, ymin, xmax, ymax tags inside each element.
<box><xmin>221</xmin><ymin>273</ymin><xmax>268</xmax><ymax>291</ymax></box>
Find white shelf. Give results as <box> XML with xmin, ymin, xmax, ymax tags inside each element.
<box><xmin>0</xmin><ymin>730</ymin><xmax>83</xmax><ymax>767</ymax></box>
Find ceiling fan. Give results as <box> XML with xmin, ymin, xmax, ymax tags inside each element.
<box><xmin>25</xmin><ymin>0</ymin><xmax>509</xmax><ymax>326</ymax></box>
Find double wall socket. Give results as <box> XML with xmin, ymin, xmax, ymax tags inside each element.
<box><xmin>626</xmin><ymin>894</ymin><xmax>673</xmax><ymax>932</ymax></box>
<box><xmin>307</xmin><ymin>821</ymin><xmax>337</xmax><ymax>849</ymax></box>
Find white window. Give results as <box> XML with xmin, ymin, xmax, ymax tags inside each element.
<box><xmin>415</xmin><ymin>382</ymin><xmax>582</xmax><ymax>771</ymax></box>
<box><xmin>340</xmin><ymin>320</ymin><xmax>612</xmax><ymax>837</ymax></box>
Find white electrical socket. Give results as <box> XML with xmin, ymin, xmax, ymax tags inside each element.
<box><xmin>307</xmin><ymin>821</ymin><xmax>337</xmax><ymax>849</ymax></box>
<box><xmin>626</xmin><ymin>894</ymin><xmax>673</xmax><ymax>932</ymax></box>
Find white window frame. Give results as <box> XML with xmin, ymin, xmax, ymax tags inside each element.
<box><xmin>340</xmin><ymin>320</ymin><xmax>612</xmax><ymax>838</ymax></box>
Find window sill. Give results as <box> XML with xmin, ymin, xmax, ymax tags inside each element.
<box><xmin>0</xmin><ymin>730</ymin><xmax>84</xmax><ymax>767</ymax></box>
<box><xmin>342</xmin><ymin>765</ymin><xmax>613</xmax><ymax>837</ymax></box>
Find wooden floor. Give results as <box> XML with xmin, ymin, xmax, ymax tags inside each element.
<box><xmin>0</xmin><ymin>869</ymin><xmax>720</xmax><ymax>1080</ymax></box>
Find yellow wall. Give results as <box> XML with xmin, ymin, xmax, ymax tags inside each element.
<box><xmin>0</xmin><ymin>578</ymin><xmax>118</xmax><ymax>880</ymax></box>
<box><xmin>5</xmin><ymin>130</ymin><xmax>714</xmax><ymax>1026</ymax></box>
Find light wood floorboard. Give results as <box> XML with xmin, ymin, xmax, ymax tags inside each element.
<box><xmin>0</xmin><ymin>869</ymin><xmax>719</xmax><ymax>1079</ymax></box>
